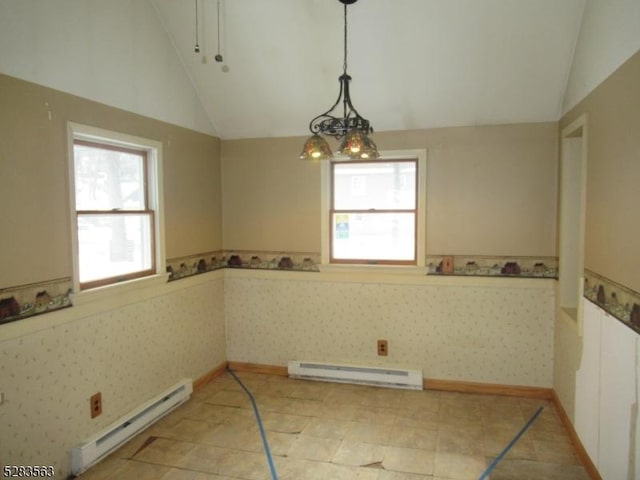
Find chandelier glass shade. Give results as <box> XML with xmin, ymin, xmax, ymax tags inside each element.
<box><xmin>338</xmin><ymin>128</ymin><xmax>380</xmax><ymax>159</ymax></box>
<box><xmin>299</xmin><ymin>134</ymin><xmax>333</xmax><ymax>161</ymax></box>
<box><xmin>299</xmin><ymin>0</ymin><xmax>379</xmax><ymax>161</ymax></box>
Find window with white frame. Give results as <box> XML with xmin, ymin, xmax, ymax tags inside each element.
<box><xmin>324</xmin><ymin>150</ymin><xmax>426</xmax><ymax>266</ymax></box>
<box><xmin>69</xmin><ymin>124</ymin><xmax>164</xmax><ymax>290</ymax></box>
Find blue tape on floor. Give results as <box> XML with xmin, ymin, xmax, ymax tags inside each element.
<box><xmin>227</xmin><ymin>366</ymin><xmax>279</xmax><ymax>480</ymax></box>
<box><xmin>478</xmin><ymin>405</ymin><xmax>544</xmax><ymax>480</ymax></box>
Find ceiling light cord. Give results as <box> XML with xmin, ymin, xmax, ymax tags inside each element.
<box><xmin>215</xmin><ymin>0</ymin><xmax>223</xmax><ymax>62</ymax></box>
<box><xmin>194</xmin><ymin>0</ymin><xmax>200</xmax><ymax>53</ymax></box>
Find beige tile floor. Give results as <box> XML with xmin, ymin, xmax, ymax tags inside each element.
<box><xmin>79</xmin><ymin>372</ymin><xmax>591</xmax><ymax>480</ymax></box>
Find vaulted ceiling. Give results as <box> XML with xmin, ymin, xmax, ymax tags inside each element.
<box><xmin>151</xmin><ymin>0</ymin><xmax>585</xmax><ymax>139</ymax></box>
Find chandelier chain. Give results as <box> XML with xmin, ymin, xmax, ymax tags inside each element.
<box><xmin>343</xmin><ymin>3</ymin><xmax>348</xmax><ymax>75</ymax></box>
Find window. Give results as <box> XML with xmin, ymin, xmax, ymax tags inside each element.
<box><xmin>68</xmin><ymin>124</ymin><xmax>164</xmax><ymax>291</ymax></box>
<box><xmin>323</xmin><ymin>150</ymin><xmax>426</xmax><ymax>267</ymax></box>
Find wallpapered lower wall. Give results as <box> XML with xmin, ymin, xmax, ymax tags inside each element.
<box><xmin>225</xmin><ymin>272</ymin><xmax>555</xmax><ymax>388</ymax></box>
<box><xmin>0</xmin><ymin>275</ymin><xmax>226</xmax><ymax>479</ymax></box>
<box><xmin>0</xmin><ymin>270</ymin><xmax>554</xmax><ymax>477</ymax></box>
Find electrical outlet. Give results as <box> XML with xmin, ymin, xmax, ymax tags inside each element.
<box><xmin>377</xmin><ymin>339</ymin><xmax>388</xmax><ymax>356</ymax></box>
<box><xmin>90</xmin><ymin>392</ymin><xmax>102</xmax><ymax>418</ymax></box>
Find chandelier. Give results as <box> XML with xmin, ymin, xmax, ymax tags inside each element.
<box><xmin>299</xmin><ymin>0</ymin><xmax>379</xmax><ymax>161</ymax></box>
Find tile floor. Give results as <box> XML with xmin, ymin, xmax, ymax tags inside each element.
<box><xmin>79</xmin><ymin>372</ymin><xmax>591</xmax><ymax>480</ymax></box>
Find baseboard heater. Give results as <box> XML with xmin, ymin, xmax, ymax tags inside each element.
<box><xmin>288</xmin><ymin>361</ymin><xmax>422</xmax><ymax>390</ymax></box>
<box><xmin>71</xmin><ymin>378</ymin><xmax>192</xmax><ymax>475</ymax></box>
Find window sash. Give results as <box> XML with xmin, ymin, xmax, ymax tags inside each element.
<box><xmin>332</xmin><ymin>161</ymin><xmax>417</xmax><ymax>210</ymax></box>
<box><xmin>330</xmin><ymin>211</ymin><xmax>416</xmax><ymax>264</ymax></box>
<box><xmin>73</xmin><ymin>139</ymin><xmax>149</xmax><ymax>212</ymax></box>
<box><xmin>76</xmin><ymin>211</ymin><xmax>156</xmax><ymax>289</ymax></box>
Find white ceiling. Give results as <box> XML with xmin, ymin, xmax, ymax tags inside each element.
<box><xmin>151</xmin><ymin>0</ymin><xmax>586</xmax><ymax>139</ymax></box>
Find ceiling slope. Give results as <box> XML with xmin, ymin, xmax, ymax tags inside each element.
<box><xmin>152</xmin><ymin>0</ymin><xmax>585</xmax><ymax>139</ymax></box>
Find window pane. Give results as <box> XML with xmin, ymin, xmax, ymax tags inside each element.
<box><xmin>334</xmin><ymin>162</ymin><xmax>416</xmax><ymax>210</ymax></box>
<box><xmin>332</xmin><ymin>212</ymin><xmax>415</xmax><ymax>261</ymax></box>
<box><xmin>74</xmin><ymin>144</ymin><xmax>145</xmax><ymax>210</ymax></box>
<box><xmin>77</xmin><ymin>214</ymin><xmax>152</xmax><ymax>283</ymax></box>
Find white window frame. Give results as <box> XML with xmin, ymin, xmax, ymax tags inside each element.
<box><xmin>67</xmin><ymin>123</ymin><xmax>166</xmax><ymax>298</ymax></box>
<box><xmin>320</xmin><ymin>149</ymin><xmax>427</xmax><ymax>271</ymax></box>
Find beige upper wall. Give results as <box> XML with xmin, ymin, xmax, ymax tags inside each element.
<box><xmin>221</xmin><ymin>136</ymin><xmax>321</xmax><ymax>253</ymax></box>
<box><xmin>0</xmin><ymin>73</ymin><xmax>222</xmax><ymax>289</ymax></box>
<box><xmin>561</xmin><ymin>49</ymin><xmax>640</xmax><ymax>292</ymax></box>
<box><xmin>163</xmin><ymin>130</ymin><xmax>223</xmax><ymax>260</ymax></box>
<box><xmin>222</xmin><ymin>123</ymin><xmax>558</xmax><ymax>257</ymax></box>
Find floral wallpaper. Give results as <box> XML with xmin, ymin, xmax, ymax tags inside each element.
<box><xmin>225</xmin><ymin>274</ymin><xmax>555</xmax><ymax>388</ymax></box>
<box><xmin>0</xmin><ymin>276</ymin><xmax>226</xmax><ymax>478</ymax></box>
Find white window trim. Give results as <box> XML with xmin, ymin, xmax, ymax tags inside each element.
<box><xmin>66</xmin><ymin>122</ymin><xmax>167</xmax><ymax>301</ymax></box>
<box><xmin>320</xmin><ymin>149</ymin><xmax>427</xmax><ymax>272</ymax></box>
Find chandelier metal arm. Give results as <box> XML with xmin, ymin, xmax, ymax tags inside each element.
<box><xmin>308</xmin><ymin>74</ymin><xmax>372</xmax><ymax>139</ymax></box>
<box><xmin>308</xmin><ymin>75</ymin><xmax>345</xmax><ymax>135</ymax></box>
<box><xmin>340</xmin><ymin>73</ymin><xmax>370</xmax><ymax>130</ymax></box>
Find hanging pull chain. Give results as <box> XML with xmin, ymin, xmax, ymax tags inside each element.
<box><xmin>215</xmin><ymin>0</ymin><xmax>224</xmax><ymax>62</ymax></box>
<box><xmin>194</xmin><ymin>0</ymin><xmax>200</xmax><ymax>52</ymax></box>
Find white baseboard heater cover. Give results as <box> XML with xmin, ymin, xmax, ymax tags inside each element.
<box><xmin>288</xmin><ymin>361</ymin><xmax>422</xmax><ymax>390</ymax></box>
<box><xmin>71</xmin><ymin>378</ymin><xmax>192</xmax><ymax>475</ymax></box>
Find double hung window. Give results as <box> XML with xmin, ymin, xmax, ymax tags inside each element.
<box><xmin>69</xmin><ymin>124</ymin><xmax>163</xmax><ymax>291</ymax></box>
<box><xmin>330</xmin><ymin>159</ymin><xmax>419</xmax><ymax>264</ymax></box>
